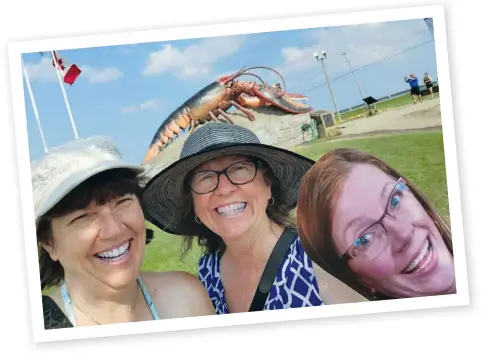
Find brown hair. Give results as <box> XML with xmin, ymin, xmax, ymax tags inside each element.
<box><xmin>177</xmin><ymin>156</ymin><xmax>296</xmax><ymax>259</ymax></box>
<box><xmin>296</xmin><ymin>148</ymin><xmax>452</xmax><ymax>300</ymax></box>
<box><xmin>36</xmin><ymin>169</ymin><xmax>153</xmax><ymax>291</ymax></box>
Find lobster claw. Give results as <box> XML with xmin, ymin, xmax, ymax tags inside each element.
<box><xmin>251</xmin><ymin>84</ymin><xmax>312</xmax><ymax>114</ymax></box>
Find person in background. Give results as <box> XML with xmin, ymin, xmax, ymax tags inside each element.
<box><xmin>424</xmin><ymin>72</ymin><xmax>435</xmax><ymax>99</ymax></box>
<box><xmin>405</xmin><ymin>73</ymin><xmax>423</xmax><ymax>104</ymax></box>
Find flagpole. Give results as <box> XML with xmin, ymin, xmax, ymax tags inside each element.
<box><xmin>51</xmin><ymin>50</ymin><xmax>79</xmax><ymax>139</ymax></box>
<box><xmin>22</xmin><ymin>60</ymin><xmax>48</xmax><ymax>154</ymax></box>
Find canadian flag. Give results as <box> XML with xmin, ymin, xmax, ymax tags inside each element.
<box><xmin>51</xmin><ymin>50</ymin><xmax>82</xmax><ymax>85</ymax></box>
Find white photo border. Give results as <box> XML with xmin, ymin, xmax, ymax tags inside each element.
<box><xmin>6</xmin><ymin>4</ymin><xmax>469</xmax><ymax>344</ymax></box>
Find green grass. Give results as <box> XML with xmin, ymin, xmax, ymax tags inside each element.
<box><xmin>340</xmin><ymin>92</ymin><xmax>440</xmax><ymax>120</ymax></box>
<box><xmin>141</xmin><ymin>221</ymin><xmax>203</xmax><ymax>275</ymax></box>
<box><xmin>143</xmin><ymin>129</ymin><xmax>449</xmax><ymax>276</ymax></box>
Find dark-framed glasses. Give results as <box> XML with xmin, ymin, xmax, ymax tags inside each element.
<box><xmin>341</xmin><ymin>177</ymin><xmax>410</xmax><ymax>260</ymax></box>
<box><xmin>189</xmin><ymin>159</ymin><xmax>259</xmax><ymax>194</ymax></box>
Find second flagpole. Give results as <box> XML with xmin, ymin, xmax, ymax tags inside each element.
<box><xmin>22</xmin><ymin>60</ymin><xmax>48</xmax><ymax>154</ymax></box>
<box><xmin>51</xmin><ymin>50</ymin><xmax>79</xmax><ymax>139</ymax></box>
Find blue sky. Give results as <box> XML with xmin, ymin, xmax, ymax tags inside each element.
<box><xmin>21</xmin><ymin>18</ymin><xmax>438</xmax><ymax>164</ymax></box>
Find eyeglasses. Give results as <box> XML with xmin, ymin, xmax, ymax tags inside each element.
<box><xmin>341</xmin><ymin>177</ymin><xmax>410</xmax><ymax>261</ymax></box>
<box><xmin>189</xmin><ymin>159</ymin><xmax>259</xmax><ymax>194</ymax></box>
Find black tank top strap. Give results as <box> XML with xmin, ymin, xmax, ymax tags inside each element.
<box><xmin>42</xmin><ymin>295</ymin><xmax>73</xmax><ymax>330</ymax></box>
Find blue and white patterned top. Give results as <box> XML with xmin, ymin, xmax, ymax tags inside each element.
<box><xmin>197</xmin><ymin>234</ymin><xmax>324</xmax><ymax>314</ymax></box>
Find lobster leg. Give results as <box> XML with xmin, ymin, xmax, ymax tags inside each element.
<box><xmin>208</xmin><ymin>111</ymin><xmax>220</xmax><ymax>122</ymax></box>
<box><xmin>211</xmin><ymin>109</ymin><xmax>234</xmax><ymax>124</ymax></box>
<box><xmin>187</xmin><ymin>118</ymin><xmax>199</xmax><ymax>136</ymax></box>
<box><xmin>142</xmin><ymin>140</ymin><xmax>163</xmax><ymax>164</ymax></box>
<box><xmin>230</xmin><ymin>100</ymin><xmax>256</xmax><ymax>121</ymax></box>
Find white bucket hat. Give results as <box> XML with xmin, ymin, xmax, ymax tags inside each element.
<box><xmin>31</xmin><ymin>136</ymin><xmax>148</xmax><ymax>226</ymax></box>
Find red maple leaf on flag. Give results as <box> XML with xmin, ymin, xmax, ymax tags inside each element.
<box><xmin>51</xmin><ymin>50</ymin><xmax>82</xmax><ymax>85</ymax></box>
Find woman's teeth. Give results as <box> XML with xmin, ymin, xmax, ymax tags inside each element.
<box><xmin>96</xmin><ymin>240</ymin><xmax>131</xmax><ymax>262</ymax></box>
<box><xmin>403</xmin><ymin>239</ymin><xmax>432</xmax><ymax>274</ymax></box>
<box><xmin>216</xmin><ymin>202</ymin><xmax>246</xmax><ymax>216</ymax></box>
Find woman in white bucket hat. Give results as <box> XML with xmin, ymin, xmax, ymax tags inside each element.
<box><xmin>141</xmin><ymin>123</ymin><xmax>366</xmax><ymax>314</ymax></box>
<box><xmin>33</xmin><ymin>136</ymin><xmax>214</xmax><ymax>329</ymax></box>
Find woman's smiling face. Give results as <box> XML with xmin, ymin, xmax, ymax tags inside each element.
<box><xmin>330</xmin><ymin>163</ymin><xmax>455</xmax><ymax>298</ymax></box>
<box><xmin>189</xmin><ymin>154</ymin><xmax>272</xmax><ymax>240</ymax></box>
<box><xmin>45</xmin><ymin>194</ymin><xmax>147</xmax><ymax>290</ymax></box>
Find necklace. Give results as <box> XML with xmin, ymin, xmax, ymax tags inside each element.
<box><xmin>73</xmin><ymin>281</ymin><xmax>140</xmax><ymax>326</ymax></box>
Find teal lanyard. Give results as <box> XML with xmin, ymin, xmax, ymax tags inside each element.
<box><xmin>60</xmin><ymin>276</ymin><xmax>160</xmax><ymax>326</ymax></box>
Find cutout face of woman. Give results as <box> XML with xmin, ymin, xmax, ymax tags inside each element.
<box><xmin>330</xmin><ymin>163</ymin><xmax>455</xmax><ymax>298</ymax></box>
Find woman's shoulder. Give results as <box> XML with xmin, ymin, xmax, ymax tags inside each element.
<box><xmin>140</xmin><ymin>270</ymin><xmax>205</xmax><ymax>292</ymax></box>
<box><xmin>139</xmin><ymin>271</ymin><xmax>216</xmax><ymax>318</ymax></box>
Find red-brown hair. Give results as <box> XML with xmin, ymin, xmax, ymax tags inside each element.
<box><xmin>296</xmin><ymin>148</ymin><xmax>452</xmax><ymax>300</ymax></box>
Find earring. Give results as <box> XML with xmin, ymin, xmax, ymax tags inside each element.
<box><xmin>268</xmin><ymin>196</ymin><xmax>275</xmax><ymax>205</ymax></box>
<box><xmin>195</xmin><ymin>216</ymin><xmax>202</xmax><ymax>224</ymax></box>
<box><xmin>370</xmin><ymin>288</ymin><xmax>378</xmax><ymax>300</ymax></box>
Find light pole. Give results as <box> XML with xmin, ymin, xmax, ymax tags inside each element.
<box><xmin>314</xmin><ymin>51</ymin><xmax>342</xmax><ymax>123</ymax></box>
<box><xmin>341</xmin><ymin>52</ymin><xmax>376</xmax><ymax>113</ymax></box>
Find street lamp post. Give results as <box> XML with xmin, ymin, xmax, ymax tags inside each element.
<box><xmin>314</xmin><ymin>51</ymin><xmax>342</xmax><ymax>123</ymax></box>
<box><xmin>341</xmin><ymin>52</ymin><xmax>376</xmax><ymax>112</ymax></box>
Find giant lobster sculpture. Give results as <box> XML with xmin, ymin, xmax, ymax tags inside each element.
<box><xmin>142</xmin><ymin>66</ymin><xmax>313</xmax><ymax>164</ymax></box>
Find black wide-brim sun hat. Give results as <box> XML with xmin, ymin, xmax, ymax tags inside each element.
<box><xmin>140</xmin><ymin>122</ymin><xmax>315</xmax><ymax>235</ymax></box>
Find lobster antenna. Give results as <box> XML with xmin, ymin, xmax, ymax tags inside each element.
<box><xmin>225</xmin><ymin>66</ymin><xmax>246</xmax><ymax>84</ymax></box>
<box><xmin>232</xmin><ymin>66</ymin><xmax>287</xmax><ymax>91</ymax></box>
<box><xmin>233</xmin><ymin>72</ymin><xmax>266</xmax><ymax>86</ymax></box>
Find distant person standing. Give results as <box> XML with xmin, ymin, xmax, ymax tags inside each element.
<box><xmin>405</xmin><ymin>73</ymin><xmax>423</xmax><ymax>104</ymax></box>
<box><xmin>424</xmin><ymin>72</ymin><xmax>434</xmax><ymax>99</ymax></box>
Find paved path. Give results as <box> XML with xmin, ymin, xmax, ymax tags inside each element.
<box><xmin>335</xmin><ymin>97</ymin><xmax>441</xmax><ymax>138</ymax></box>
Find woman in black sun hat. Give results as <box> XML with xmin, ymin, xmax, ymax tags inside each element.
<box><xmin>141</xmin><ymin>122</ymin><xmax>366</xmax><ymax>314</ymax></box>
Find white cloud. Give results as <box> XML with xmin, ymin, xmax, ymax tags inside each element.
<box><xmin>23</xmin><ymin>56</ymin><xmax>123</xmax><ymax>84</ymax></box>
<box><xmin>276</xmin><ymin>19</ymin><xmax>432</xmax><ymax>81</ymax></box>
<box><xmin>142</xmin><ymin>35</ymin><xmax>247</xmax><ymax>80</ymax></box>
<box><xmin>282</xmin><ymin>47</ymin><xmax>305</xmax><ymax>63</ymax></box>
<box><xmin>121</xmin><ymin>99</ymin><xmax>161</xmax><ymax>114</ymax></box>
<box><xmin>80</xmin><ymin>66</ymin><xmax>123</xmax><ymax>83</ymax></box>
<box><xmin>24</xmin><ymin>57</ymin><xmax>57</xmax><ymax>82</ymax></box>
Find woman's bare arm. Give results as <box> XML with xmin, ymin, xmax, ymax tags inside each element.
<box><xmin>312</xmin><ymin>264</ymin><xmax>368</xmax><ymax>305</ymax></box>
<box><xmin>141</xmin><ymin>271</ymin><xmax>216</xmax><ymax>319</ymax></box>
